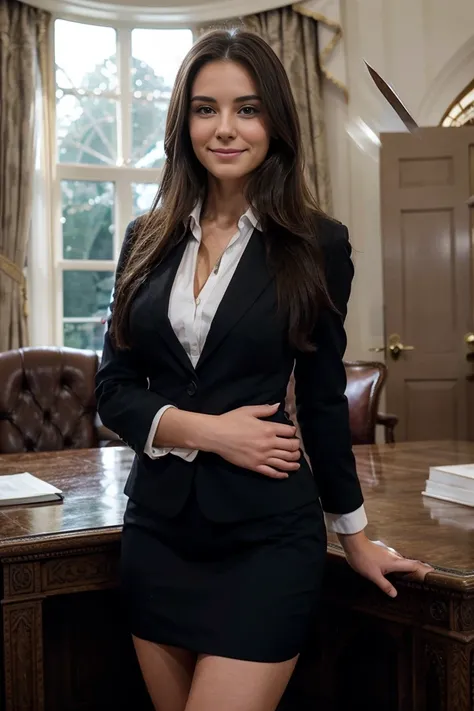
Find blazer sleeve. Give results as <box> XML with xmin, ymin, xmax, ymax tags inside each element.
<box><xmin>95</xmin><ymin>220</ymin><xmax>176</xmax><ymax>455</ymax></box>
<box><xmin>293</xmin><ymin>222</ymin><xmax>364</xmax><ymax>515</ymax></box>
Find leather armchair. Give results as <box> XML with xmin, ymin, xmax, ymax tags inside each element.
<box><xmin>0</xmin><ymin>347</ymin><xmax>99</xmax><ymax>454</ymax></box>
<box><xmin>345</xmin><ymin>361</ymin><xmax>398</xmax><ymax>444</ymax></box>
<box><xmin>374</xmin><ymin>412</ymin><xmax>398</xmax><ymax>444</ymax></box>
<box><xmin>285</xmin><ymin>360</ymin><xmax>398</xmax><ymax>446</ymax></box>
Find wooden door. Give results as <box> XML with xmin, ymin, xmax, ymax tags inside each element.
<box><xmin>380</xmin><ymin>127</ymin><xmax>474</xmax><ymax>441</ymax></box>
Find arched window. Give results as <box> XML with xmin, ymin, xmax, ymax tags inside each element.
<box><xmin>441</xmin><ymin>80</ymin><xmax>474</xmax><ymax>126</ymax></box>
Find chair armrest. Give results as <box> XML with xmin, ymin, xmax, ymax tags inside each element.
<box><xmin>376</xmin><ymin>412</ymin><xmax>398</xmax><ymax>444</ymax></box>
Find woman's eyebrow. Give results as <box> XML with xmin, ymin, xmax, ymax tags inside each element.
<box><xmin>234</xmin><ymin>94</ymin><xmax>261</xmax><ymax>102</ymax></box>
<box><xmin>190</xmin><ymin>94</ymin><xmax>262</xmax><ymax>102</ymax></box>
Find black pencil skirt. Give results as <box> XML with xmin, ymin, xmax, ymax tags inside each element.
<box><xmin>120</xmin><ymin>483</ymin><xmax>327</xmax><ymax>663</ymax></box>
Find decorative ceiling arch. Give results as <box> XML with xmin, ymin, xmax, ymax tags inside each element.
<box><xmin>417</xmin><ymin>34</ymin><xmax>474</xmax><ymax>126</ymax></box>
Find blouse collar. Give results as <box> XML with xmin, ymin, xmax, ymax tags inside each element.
<box><xmin>187</xmin><ymin>200</ymin><xmax>261</xmax><ymax>242</ymax></box>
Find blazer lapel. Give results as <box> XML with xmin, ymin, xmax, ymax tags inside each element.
<box><xmin>197</xmin><ymin>229</ymin><xmax>273</xmax><ymax>370</ymax></box>
<box><xmin>149</xmin><ymin>236</ymin><xmax>195</xmax><ymax>376</ymax></box>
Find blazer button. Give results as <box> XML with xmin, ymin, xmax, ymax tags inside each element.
<box><xmin>186</xmin><ymin>380</ymin><xmax>198</xmax><ymax>396</ymax></box>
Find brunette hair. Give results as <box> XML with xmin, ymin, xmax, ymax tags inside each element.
<box><xmin>110</xmin><ymin>27</ymin><xmax>332</xmax><ymax>351</ymax></box>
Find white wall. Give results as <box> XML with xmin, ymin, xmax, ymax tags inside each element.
<box><xmin>329</xmin><ymin>0</ymin><xmax>474</xmax><ymax>360</ymax></box>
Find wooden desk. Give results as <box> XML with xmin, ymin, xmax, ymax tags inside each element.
<box><xmin>0</xmin><ymin>447</ymin><xmax>143</xmax><ymax>711</ymax></box>
<box><xmin>288</xmin><ymin>440</ymin><xmax>474</xmax><ymax>711</ymax></box>
<box><xmin>0</xmin><ymin>442</ymin><xmax>472</xmax><ymax>711</ymax></box>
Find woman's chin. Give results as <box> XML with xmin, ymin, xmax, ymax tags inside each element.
<box><xmin>205</xmin><ymin>164</ymin><xmax>255</xmax><ymax>183</ymax></box>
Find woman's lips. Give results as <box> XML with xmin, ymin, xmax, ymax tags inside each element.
<box><xmin>210</xmin><ymin>149</ymin><xmax>245</xmax><ymax>158</ymax></box>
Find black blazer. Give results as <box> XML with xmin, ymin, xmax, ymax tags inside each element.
<box><xmin>95</xmin><ymin>216</ymin><xmax>364</xmax><ymax>523</ymax></box>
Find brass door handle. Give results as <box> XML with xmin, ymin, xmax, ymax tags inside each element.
<box><xmin>465</xmin><ymin>333</ymin><xmax>474</xmax><ymax>362</ymax></box>
<box><xmin>389</xmin><ymin>342</ymin><xmax>414</xmax><ymax>360</ymax></box>
<box><xmin>369</xmin><ymin>334</ymin><xmax>415</xmax><ymax>361</ymax></box>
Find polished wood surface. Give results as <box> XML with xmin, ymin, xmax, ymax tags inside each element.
<box><xmin>0</xmin><ymin>441</ymin><xmax>472</xmax><ymax>581</ymax></box>
<box><xmin>0</xmin><ymin>442</ymin><xmax>473</xmax><ymax>711</ymax></box>
<box><xmin>0</xmin><ymin>446</ymin><xmax>133</xmax><ymax>550</ymax></box>
<box><xmin>335</xmin><ymin>440</ymin><xmax>474</xmax><ymax>578</ymax></box>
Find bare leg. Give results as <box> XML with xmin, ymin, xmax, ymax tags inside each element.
<box><xmin>133</xmin><ymin>636</ymin><xmax>197</xmax><ymax>711</ymax></box>
<box><xmin>184</xmin><ymin>653</ymin><xmax>298</xmax><ymax>711</ymax></box>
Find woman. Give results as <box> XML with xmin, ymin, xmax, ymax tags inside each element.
<box><xmin>96</xmin><ymin>28</ymin><xmax>429</xmax><ymax>711</ymax></box>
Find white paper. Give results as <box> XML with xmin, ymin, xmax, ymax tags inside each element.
<box><xmin>429</xmin><ymin>463</ymin><xmax>474</xmax><ymax>480</ymax></box>
<box><xmin>0</xmin><ymin>473</ymin><xmax>62</xmax><ymax>503</ymax></box>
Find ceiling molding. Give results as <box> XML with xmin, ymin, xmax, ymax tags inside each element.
<box><xmin>26</xmin><ymin>0</ymin><xmax>290</xmax><ymax>25</ymax></box>
<box><xmin>418</xmin><ymin>34</ymin><xmax>474</xmax><ymax>126</ymax></box>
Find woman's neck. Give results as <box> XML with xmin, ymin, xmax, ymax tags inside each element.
<box><xmin>202</xmin><ymin>179</ymin><xmax>248</xmax><ymax>229</ymax></box>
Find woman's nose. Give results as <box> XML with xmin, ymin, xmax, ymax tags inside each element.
<box><xmin>215</xmin><ymin>112</ymin><xmax>237</xmax><ymax>140</ymax></box>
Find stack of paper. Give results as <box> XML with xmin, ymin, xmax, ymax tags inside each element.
<box><xmin>0</xmin><ymin>473</ymin><xmax>63</xmax><ymax>507</ymax></box>
<box><xmin>422</xmin><ymin>464</ymin><xmax>474</xmax><ymax>507</ymax></box>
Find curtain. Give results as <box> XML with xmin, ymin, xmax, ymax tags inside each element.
<box><xmin>0</xmin><ymin>0</ymin><xmax>51</xmax><ymax>351</ymax></box>
<box><xmin>293</xmin><ymin>0</ymin><xmax>347</xmax><ymax>97</ymax></box>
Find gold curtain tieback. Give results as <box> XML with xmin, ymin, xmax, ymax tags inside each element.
<box><xmin>0</xmin><ymin>253</ymin><xmax>25</xmax><ymax>284</ymax></box>
<box><xmin>0</xmin><ymin>253</ymin><xmax>28</xmax><ymax>317</ymax></box>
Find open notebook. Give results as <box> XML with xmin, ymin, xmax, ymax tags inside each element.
<box><xmin>0</xmin><ymin>473</ymin><xmax>63</xmax><ymax>507</ymax></box>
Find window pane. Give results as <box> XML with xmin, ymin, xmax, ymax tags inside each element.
<box><xmin>63</xmin><ymin>271</ymin><xmax>114</xmax><ymax>318</ymax></box>
<box><xmin>131</xmin><ymin>29</ymin><xmax>193</xmax><ymax>168</ymax></box>
<box><xmin>61</xmin><ymin>181</ymin><xmax>114</xmax><ymax>260</ymax></box>
<box><xmin>132</xmin><ymin>183</ymin><xmax>159</xmax><ymax>217</ymax></box>
<box><xmin>64</xmin><ymin>322</ymin><xmax>106</xmax><ymax>351</ymax></box>
<box><xmin>57</xmin><ymin>95</ymin><xmax>117</xmax><ymax>165</ymax></box>
<box><xmin>55</xmin><ymin>20</ymin><xmax>117</xmax><ymax>91</ymax></box>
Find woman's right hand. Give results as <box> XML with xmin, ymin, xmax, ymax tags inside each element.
<box><xmin>209</xmin><ymin>403</ymin><xmax>301</xmax><ymax>478</ymax></box>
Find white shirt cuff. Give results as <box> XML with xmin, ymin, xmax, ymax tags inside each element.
<box><xmin>324</xmin><ymin>504</ymin><xmax>368</xmax><ymax>534</ymax></box>
<box><xmin>144</xmin><ymin>405</ymin><xmax>175</xmax><ymax>459</ymax></box>
<box><xmin>170</xmin><ymin>447</ymin><xmax>199</xmax><ymax>462</ymax></box>
<box><xmin>144</xmin><ymin>405</ymin><xmax>199</xmax><ymax>462</ymax></box>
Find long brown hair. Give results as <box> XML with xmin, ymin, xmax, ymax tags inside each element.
<box><xmin>110</xmin><ymin>28</ymin><xmax>333</xmax><ymax>351</ymax></box>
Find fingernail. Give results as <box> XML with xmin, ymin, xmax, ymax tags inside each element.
<box><xmin>389</xmin><ymin>590</ymin><xmax>397</xmax><ymax>598</ymax></box>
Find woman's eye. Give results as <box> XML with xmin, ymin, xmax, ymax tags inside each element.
<box><xmin>194</xmin><ymin>105</ymin><xmax>259</xmax><ymax>117</ymax></box>
<box><xmin>239</xmin><ymin>106</ymin><xmax>259</xmax><ymax>116</ymax></box>
<box><xmin>196</xmin><ymin>106</ymin><xmax>214</xmax><ymax>115</ymax></box>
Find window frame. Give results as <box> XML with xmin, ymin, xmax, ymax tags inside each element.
<box><xmin>440</xmin><ymin>79</ymin><xmax>474</xmax><ymax>127</ymax></box>
<box><xmin>36</xmin><ymin>17</ymin><xmax>197</xmax><ymax>350</ymax></box>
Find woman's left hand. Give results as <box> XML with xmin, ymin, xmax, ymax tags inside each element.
<box><xmin>339</xmin><ymin>532</ymin><xmax>433</xmax><ymax>598</ymax></box>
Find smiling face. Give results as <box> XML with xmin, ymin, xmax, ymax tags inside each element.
<box><xmin>188</xmin><ymin>60</ymin><xmax>271</xmax><ymax>187</ymax></box>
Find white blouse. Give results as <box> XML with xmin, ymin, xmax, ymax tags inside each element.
<box><xmin>143</xmin><ymin>202</ymin><xmax>367</xmax><ymax>535</ymax></box>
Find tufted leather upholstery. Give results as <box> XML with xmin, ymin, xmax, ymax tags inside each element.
<box><xmin>0</xmin><ymin>347</ymin><xmax>99</xmax><ymax>454</ymax></box>
<box><xmin>285</xmin><ymin>360</ymin><xmax>398</xmax><ymax>446</ymax></box>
